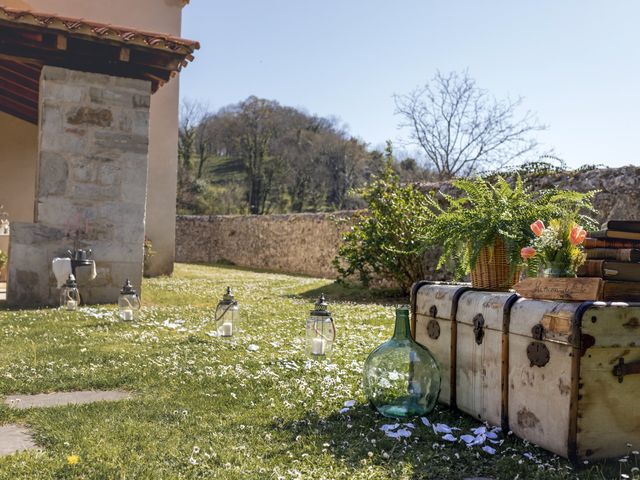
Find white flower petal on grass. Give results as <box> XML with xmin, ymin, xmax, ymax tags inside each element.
<box><xmin>442</xmin><ymin>434</ymin><xmax>457</xmax><ymax>442</ymax></box>
<box><xmin>403</xmin><ymin>422</ymin><xmax>415</xmax><ymax>429</ymax></box>
<box><xmin>485</xmin><ymin>431</ymin><xmax>499</xmax><ymax>440</ymax></box>
<box><xmin>474</xmin><ymin>434</ymin><xmax>486</xmax><ymax>445</ymax></box>
<box><xmin>433</xmin><ymin>423</ymin><xmax>453</xmax><ymax>434</ymax></box>
<box><xmin>482</xmin><ymin>446</ymin><xmax>496</xmax><ymax>455</ymax></box>
<box><xmin>473</xmin><ymin>426</ymin><xmax>487</xmax><ymax>435</ymax></box>
<box><xmin>420</xmin><ymin>417</ymin><xmax>431</xmax><ymax>427</ymax></box>
<box><xmin>460</xmin><ymin>434</ymin><xmax>476</xmax><ymax>444</ymax></box>
<box><xmin>339</xmin><ymin>408</ymin><xmax>350</xmax><ymax>414</ymax></box>
<box><xmin>380</xmin><ymin>423</ymin><xmax>400</xmax><ymax>432</ymax></box>
<box><xmin>344</xmin><ymin>400</ymin><xmax>356</xmax><ymax>408</ymax></box>
<box><xmin>247</xmin><ymin>344</ymin><xmax>260</xmax><ymax>352</ymax></box>
<box><xmin>386</xmin><ymin>428</ymin><xmax>412</xmax><ymax>439</ymax></box>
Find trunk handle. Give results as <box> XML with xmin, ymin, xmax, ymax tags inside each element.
<box><xmin>613</xmin><ymin>357</ymin><xmax>640</xmax><ymax>383</ymax></box>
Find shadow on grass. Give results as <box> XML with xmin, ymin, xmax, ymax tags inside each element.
<box><xmin>269</xmin><ymin>403</ymin><xmax>504</xmax><ymax>480</ymax></box>
<box><xmin>292</xmin><ymin>282</ymin><xmax>407</xmax><ymax>305</ymax></box>
<box><xmin>270</xmin><ymin>402</ymin><xmax>624</xmax><ymax>480</ymax></box>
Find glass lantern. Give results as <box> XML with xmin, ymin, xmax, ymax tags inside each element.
<box><xmin>59</xmin><ymin>274</ymin><xmax>80</xmax><ymax>311</ymax></box>
<box><xmin>215</xmin><ymin>286</ymin><xmax>239</xmax><ymax>337</ymax></box>
<box><xmin>306</xmin><ymin>294</ymin><xmax>336</xmax><ymax>357</ymax></box>
<box><xmin>362</xmin><ymin>306</ymin><xmax>441</xmax><ymax>418</ymax></box>
<box><xmin>118</xmin><ymin>279</ymin><xmax>141</xmax><ymax>321</ymax></box>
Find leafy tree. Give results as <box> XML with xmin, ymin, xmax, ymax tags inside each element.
<box><xmin>333</xmin><ymin>144</ymin><xmax>432</xmax><ymax>292</ymax></box>
<box><xmin>177</xmin><ymin>96</ymin><xmax>400</xmax><ymax>215</ymax></box>
<box><xmin>394</xmin><ymin>70</ymin><xmax>545</xmax><ymax>179</ymax></box>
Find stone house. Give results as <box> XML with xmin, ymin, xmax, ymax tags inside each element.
<box><xmin>0</xmin><ymin>0</ymin><xmax>198</xmax><ymax>305</ymax></box>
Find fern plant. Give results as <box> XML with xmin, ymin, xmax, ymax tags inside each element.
<box><xmin>423</xmin><ymin>175</ymin><xmax>597</xmax><ymax>280</ymax></box>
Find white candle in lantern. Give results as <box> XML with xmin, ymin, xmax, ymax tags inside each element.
<box><xmin>221</xmin><ymin>322</ymin><xmax>233</xmax><ymax>337</ymax></box>
<box><xmin>311</xmin><ymin>337</ymin><xmax>326</xmax><ymax>355</ymax></box>
<box><xmin>66</xmin><ymin>300</ymin><xmax>77</xmax><ymax>311</ymax></box>
<box><xmin>121</xmin><ymin>309</ymin><xmax>133</xmax><ymax>321</ymax></box>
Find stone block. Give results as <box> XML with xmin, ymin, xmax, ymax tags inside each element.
<box><xmin>38</xmin><ymin>153</ymin><xmax>68</xmax><ymax>197</ymax></box>
<box><xmin>36</xmin><ymin>198</ymin><xmax>95</xmax><ymax>228</ymax></box>
<box><xmin>131</xmin><ymin>110</ymin><xmax>150</xmax><ymax>136</ymax></box>
<box><xmin>66</xmin><ymin>107</ymin><xmax>113</xmax><ymax>127</ymax></box>
<box><xmin>132</xmin><ymin>94</ymin><xmax>151</xmax><ymax>109</ymax></box>
<box><xmin>110</xmin><ymin>76</ymin><xmax>151</xmax><ymax>93</ymax></box>
<box><xmin>89</xmin><ymin>240</ymin><xmax>143</xmax><ymax>263</ymax></box>
<box><xmin>83</xmin><ymin>285</ymin><xmax>121</xmax><ymax>304</ymax></box>
<box><xmin>89</xmin><ymin>87</ymin><xmax>134</xmax><ymax>108</ymax></box>
<box><xmin>48</xmin><ymin>84</ymin><xmax>87</xmax><ymax>103</ymax></box>
<box><xmin>39</xmin><ymin>104</ymin><xmax>63</xmax><ymax>135</ymax></box>
<box><xmin>99</xmin><ymin>202</ymin><xmax>146</xmax><ymax>225</ymax></box>
<box><xmin>70</xmin><ymin>183</ymin><xmax>120</xmax><ymax>201</ymax></box>
<box><xmin>41</xmin><ymin>65</ymin><xmax>70</xmax><ymax>82</ymax></box>
<box><xmin>97</xmin><ymin>162</ymin><xmax>122</xmax><ymax>186</ymax></box>
<box><xmin>7</xmin><ymin>224</ymin><xmax>57</xmax><ymax>306</ymax></box>
<box><xmin>40</xmin><ymin>127</ymin><xmax>90</xmax><ymax>154</ymax></box>
<box><xmin>94</xmin><ymin>131</ymin><xmax>148</xmax><ymax>155</ymax></box>
<box><xmin>71</xmin><ymin>160</ymin><xmax>98</xmax><ymax>184</ymax></box>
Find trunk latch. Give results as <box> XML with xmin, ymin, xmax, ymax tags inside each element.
<box><xmin>473</xmin><ymin>314</ymin><xmax>485</xmax><ymax>345</ymax></box>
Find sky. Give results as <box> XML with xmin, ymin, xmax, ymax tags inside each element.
<box><xmin>180</xmin><ymin>1</ymin><xmax>640</xmax><ymax>169</ymax></box>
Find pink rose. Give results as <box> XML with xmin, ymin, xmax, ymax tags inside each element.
<box><xmin>530</xmin><ymin>220</ymin><xmax>545</xmax><ymax>237</ymax></box>
<box><xmin>520</xmin><ymin>246</ymin><xmax>537</xmax><ymax>259</ymax></box>
<box><xmin>570</xmin><ymin>225</ymin><xmax>587</xmax><ymax>245</ymax></box>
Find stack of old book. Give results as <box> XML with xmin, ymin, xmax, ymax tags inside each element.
<box><xmin>578</xmin><ymin>220</ymin><xmax>640</xmax><ymax>301</ymax></box>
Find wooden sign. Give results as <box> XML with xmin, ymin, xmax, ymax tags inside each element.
<box><xmin>513</xmin><ymin>277</ymin><xmax>604</xmax><ymax>301</ymax></box>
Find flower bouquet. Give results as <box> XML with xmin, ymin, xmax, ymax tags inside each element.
<box><xmin>520</xmin><ymin>218</ymin><xmax>587</xmax><ymax>278</ymax></box>
<box><xmin>514</xmin><ymin>218</ymin><xmax>603</xmax><ymax>301</ymax></box>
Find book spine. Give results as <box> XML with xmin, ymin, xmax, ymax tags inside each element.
<box><xmin>585</xmin><ymin>248</ymin><xmax>633</xmax><ymax>262</ymax></box>
<box><xmin>584</xmin><ymin>238</ymin><xmax>640</xmax><ymax>249</ymax></box>
<box><xmin>577</xmin><ymin>260</ymin><xmax>604</xmax><ymax>278</ymax></box>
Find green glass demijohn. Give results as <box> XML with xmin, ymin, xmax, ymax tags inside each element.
<box><xmin>362</xmin><ymin>306</ymin><xmax>441</xmax><ymax>418</ymax></box>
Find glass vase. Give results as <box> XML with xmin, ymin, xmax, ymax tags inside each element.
<box><xmin>362</xmin><ymin>307</ymin><xmax>441</xmax><ymax>418</ymax></box>
<box><xmin>543</xmin><ymin>261</ymin><xmax>575</xmax><ymax>278</ymax></box>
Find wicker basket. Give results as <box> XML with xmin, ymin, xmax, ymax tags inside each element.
<box><xmin>470</xmin><ymin>236</ymin><xmax>520</xmax><ymax>290</ymax></box>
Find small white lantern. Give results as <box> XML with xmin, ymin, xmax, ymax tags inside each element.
<box><xmin>306</xmin><ymin>294</ymin><xmax>336</xmax><ymax>357</ymax></box>
<box><xmin>118</xmin><ymin>279</ymin><xmax>141</xmax><ymax>321</ymax></box>
<box><xmin>215</xmin><ymin>286</ymin><xmax>239</xmax><ymax>337</ymax></box>
<box><xmin>59</xmin><ymin>274</ymin><xmax>80</xmax><ymax>311</ymax></box>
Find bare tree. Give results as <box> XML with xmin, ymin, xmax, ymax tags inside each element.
<box><xmin>394</xmin><ymin>70</ymin><xmax>545</xmax><ymax>179</ymax></box>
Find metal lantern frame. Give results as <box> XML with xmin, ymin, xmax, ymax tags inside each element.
<box><xmin>306</xmin><ymin>294</ymin><xmax>336</xmax><ymax>357</ymax></box>
<box><xmin>60</xmin><ymin>273</ymin><xmax>80</xmax><ymax>311</ymax></box>
<box><xmin>215</xmin><ymin>286</ymin><xmax>239</xmax><ymax>337</ymax></box>
<box><xmin>118</xmin><ymin>278</ymin><xmax>141</xmax><ymax>320</ymax></box>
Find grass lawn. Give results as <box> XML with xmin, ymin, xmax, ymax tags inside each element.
<box><xmin>0</xmin><ymin>264</ymin><xmax>636</xmax><ymax>479</ymax></box>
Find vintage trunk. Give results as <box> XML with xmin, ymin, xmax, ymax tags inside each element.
<box><xmin>508</xmin><ymin>298</ymin><xmax>582</xmax><ymax>458</ymax></box>
<box><xmin>412</xmin><ymin>282</ymin><xmax>470</xmax><ymax>405</ymax></box>
<box><xmin>454</xmin><ymin>290</ymin><xmax>518</xmax><ymax>427</ymax></box>
<box><xmin>413</xmin><ymin>282</ymin><xmax>640</xmax><ymax>462</ymax></box>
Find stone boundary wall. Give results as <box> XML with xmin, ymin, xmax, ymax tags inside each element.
<box><xmin>176</xmin><ymin>166</ymin><xmax>640</xmax><ymax>281</ymax></box>
<box><xmin>176</xmin><ymin>212</ymin><xmax>354</xmax><ymax>279</ymax></box>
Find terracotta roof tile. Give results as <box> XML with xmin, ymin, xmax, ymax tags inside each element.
<box><xmin>0</xmin><ymin>5</ymin><xmax>200</xmax><ymax>55</ymax></box>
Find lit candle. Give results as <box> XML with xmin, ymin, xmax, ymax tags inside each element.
<box><xmin>311</xmin><ymin>337</ymin><xmax>326</xmax><ymax>356</ymax></box>
<box><xmin>221</xmin><ymin>322</ymin><xmax>233</xmax><ymax>337</ymax></box>
<box><xmin>66</xmin><ymin>300</ymin><xmax>77</xmax><ymax>311</ymax></box>
<box><xmin>120</xmin><ymin>309</ymin><xmax>133</xmax><ymax>321</ymax></box>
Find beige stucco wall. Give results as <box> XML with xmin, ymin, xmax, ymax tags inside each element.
<box><xmin>0</xmin><ymin>111</ymin><xmax>38</xmax><ymax>223</ymax></box>
<box><xmin>12</xmin><ymin>0</ymin><xmax>186</xmax><ymax>276</ymax></box>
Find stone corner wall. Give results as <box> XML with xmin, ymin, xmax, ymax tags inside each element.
<box><xmin>176</xmin><ymin>211</ymin><xmax>355</xmax><ymax>279</ymax></box>
<box><xmin>8</xmin><ymin>66</ymin><xmax>151</xmax><ymax>306</ymax></box>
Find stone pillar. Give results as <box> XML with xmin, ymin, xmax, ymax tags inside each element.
<box><xmin>8</xmin><ymin>66</ymin><xmax>151</xmax><ymax>306</ymax></box>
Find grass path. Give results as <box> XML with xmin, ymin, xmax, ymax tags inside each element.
<box><xmin>0</xmin><ymin>264</ymin><xmax>633</xmax><ymax>479</ymax></box>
